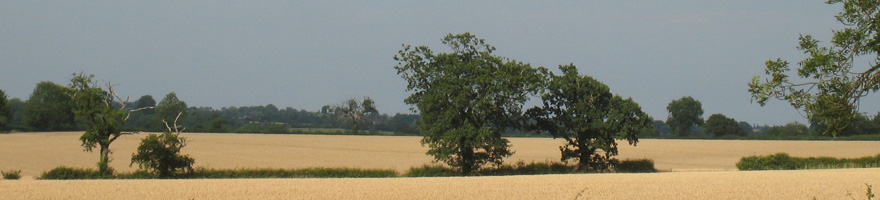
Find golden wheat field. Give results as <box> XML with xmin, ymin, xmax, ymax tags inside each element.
<box><xmin>2</xmin><ymin>132</ymin><xmax>880</xmax><ymax>199</ymax></box>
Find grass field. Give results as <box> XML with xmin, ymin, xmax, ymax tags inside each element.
<box><xmin>2</xmin><ymin>132</ymin><xmax>880</xmax><ymax>199</ymax></box>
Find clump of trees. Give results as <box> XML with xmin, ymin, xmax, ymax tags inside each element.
<box><xmin>395</xmin><ymin>33</ymin><xmax>652</xmax><ymax>174</ymax></box>
<box><xmin>325</xmin><ymin>97</ymin><xmax>379</xmax><ymax>134</ymax></box>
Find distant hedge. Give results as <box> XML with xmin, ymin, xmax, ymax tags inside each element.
<box><xmin>737</xmin><ymin>153</ymin><xmax>880</xmax><ymax>170</ymax></box>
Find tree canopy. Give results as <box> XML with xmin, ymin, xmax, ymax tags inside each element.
<box><xmin>749</xmin><ymin>0</ymin><xmax>880</xmax><ymax>136</ymax></box>
<box><xmin>0</xmin><ymin>89</ymin><xmax>11</xmax><ymax>132</ymax></box>
<box><xmin>394</xmin><ymin>33</ymin><xmax>544</xmax><ymax>174</ymax></box>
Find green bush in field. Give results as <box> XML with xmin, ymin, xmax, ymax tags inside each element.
<box><xmin>186</xmin><ymin>167</ymin><xmax>398</xmax><ymax>179</ymax></box>
<box><xmin>130</xmin><ymin>131</ymin><xmax>195</xmax><ymax>178</ymax></box>
<box><xmin>615</xmin><ymin>159</ymin><xmax>657</xmax><ymax>173</ymax></box>
<box><xmin>2</xmin><ymin>170</ymin><xmax>21</xmax><ymax>180</ymax></box>
<box><xmin>737</xmin><ymin>153</ymin><xmax>880</xmax><ymax>170</ymax></box>
<box><xmin>39</xmin><ymin>167</ymin><xmax>113</xmax><ymax>180</ymax></box>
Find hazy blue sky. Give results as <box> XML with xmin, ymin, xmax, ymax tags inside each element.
<box><xmin>2</xmin><ymin>1</ymin><xmax>878</xmax><ymax>126</ymax></box>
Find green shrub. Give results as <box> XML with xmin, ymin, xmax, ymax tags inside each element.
<box><xmin>38</xmin><ymin>167</ymin><xmax>113</xmax><ymax>180</ymax></box>
<box><xmin>186</xmin><ymin>167</ymin><xmax>397</xmax><ymax>179</ymax></box>
<box><xmin>130</xmin><ymin>132</ymin><xmax>195</xmax><ymax>178</ymax></box>
<box><xmin>479</xmin><ymin>161</ymin><xmax>574</xmax><ymax>176</ymax></box>
<box><xmin>737</xmin><ymin>153</ymin><xmax>880</xmax><ymax>170</ymax></box>
<box><xmin>2</xmin><ymin>170</ymin><xmax>21</xmax><ymax>180</ymax></box>
<box><xmin>404</xmin><ymin>165</ymin><xmax>458</xmax><ymax>177</ymax></box>
<box><xmin>615</xmin><ymin>159</ymin><xmax>657</xmax><ymax>173</ymax></box>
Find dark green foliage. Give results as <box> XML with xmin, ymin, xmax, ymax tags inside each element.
<box><xmin>395</xmin><ymin>33</ymin><xmax>544</xmax><ymax>174</ymax></box>
<box><xmin>0</xmin><ymin>89</ymin><xmax>11</xmax><ymax>132</ymax></box>
<box><xmin>477</xmin><ymin>161</ymin><xmax>575</xmax><ymax>176</ymax></box>
<box><xmin>749</xmin><ymin>0</ymin><xmax>880</xmax><ymax>136</ymax></box>
<box><xmin>737</xmin><ymin>153</ymin><xmax>880</xmax><ymax>170</ymax></box>
<box><xmin>705</xmin><ymin>113</ymin><xmax>747</xmax><ymax>137</ymax></box>
<box><xmin>38</xmin><ymin>166</ymin><xmax>114</xmax><ymax>179</ymax></box>
<box><xmin>156</xmin><ymin>92</ymin><xmax>186</xmax><ymax>124</ymax></box>
<box><xmin>130</xmin><ymin>131</ymin><xmax>195</xmax><ymax>178</ymax></box>
<box><xmin>185</xmin><ymin>167</ymin><xmax>397</xmax><ymax>179</ymax></box>
<box><xmin>2</xmin><ymin>170</ymin><xmax>21</xmax><ymax>180</ymax></box>
<box><xmin>666</xmin><ymin>96</ymin><xmax>704</xmax><ymax>136</ymax></box>
<box><xmin>528</xmin><ymin>65</ymin><xmax>652</xmax><ymax>171</ymax></box>
<box><xmin>24</xmin><ymin>81</ymin><xmax>75</xmax><ymax>131</ymax></box>
<box><xmin>615</xmin><ymin>159</ymin><xmax>657</xmax><ymax>173</ymax></box>
<box><xmin>403</xmin><ymin>165</ymin><xmax>459</xmax><ymax>177</ymax></box>
<box><xmin>766</xmin><ymin>122</ymin><xmax>810</xmax><ymax>137</ymax></box>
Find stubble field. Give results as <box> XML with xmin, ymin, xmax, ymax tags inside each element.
<box><xmin>2</xmin><ymin>132</ymin><xmax>880</xmax><ymax>199</ymax></box>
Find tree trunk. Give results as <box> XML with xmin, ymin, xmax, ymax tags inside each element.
<box><xmin>98</xmin><ymin>143</ymin><xmax>111</xmax><ymax>174</ymax></box>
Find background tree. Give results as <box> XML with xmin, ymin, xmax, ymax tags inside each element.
<box><xmin>666</xmin><ymin>96</ymin><xmax>704</xmax><ymax>136</ymax></box>
<box><xmin>704</xmin><ymin>113</ymin><xmax>747</xmax><ymax>137</ymax></box>
<box><xmin>394</xmin><ymin>33</ymin><xmax>544</xmax><ymax>174</ymax></box>
<box><xmin>8</xmin><ymin>98</ymin><xmax>25</xmax><ymax>129</ymax></box>
<box><xmin>528</xmin><ymin>65</ymin><xmax>652</xmax><ymax>171</ymax></box>
<box><xmin>767</xmin><ymin>122</ymin><xmax>810</xmax><ymax>137</ymax></box>
<box><xmin>131</xmin><ymin>112</ymin><xmax>194</xmax><ymax>178</ymax></box>
<box><xmin>156</xmin><ymin>92</ymin><xmax>187</xmax><ymax>125</ymax></box>
<box><xmin>69</xmin><ymin>73</ymin><xmax>150</xmax><ymax>173</ymax></box>
<box><xmin>125</xmin><ymin>95</ymin><xmax>158</xmax><ymax>131</ymax></box>
<box><xmin>24</xmin><ymin>81</ymin><xmax>75</xmax><ymax>131</ymax></box>
<box><xmin>749</xmin><ymin>0</ymin><xmax>880</xmax><ymax>136</ymax></box>
<box><xmin>0</xmin><ymin>89</ymin><xmax>11</xmax><ymax>132</ymax></box>
<box><xmin>328</xmin><ymin>97</ymin><xmax>378</xmax><ymax>134</ymax></box>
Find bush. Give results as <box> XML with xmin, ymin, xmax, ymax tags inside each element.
<box><xmin>39</xmin><ymin>167</ymin><xmax>113</xmax><ymax>180</ymax></box>
<box><xmin>404</xmin><ymin>165</ymin><xmax>458</xmax><ymax>177</ymax></box>
<box><xmin>615</xmin><ymin>159</ymin><xmax>657</xmax><ymax>173</ymax></box>
<box><xmin>186</xmin><ymin>167</ymin><xmax>398</xmax><ymax>179</ymax></box>
<box><xmin>2</xmin><ymin>170</ymin><xmax>21</xmax><ymax>180</ymax></box>
<box><xmin>737</xmin><ymin>153</ymin><xmax>880</xmax><ymax>170</ymax></box>
<box><xmin>479</xmin><ymin>161</ymin><xmax>574</xmax><ymax>176</ymax></box>
<box><xmin>130</xmin><ymin>132</ymin><xmax>195</xmax><ymax>178</ymax></box>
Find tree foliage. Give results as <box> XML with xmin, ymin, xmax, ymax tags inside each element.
<box><xmin>666</xmin><ymin>96</ymin><xmax>704</xmax><ymax>136</ymax></box>
<box><xmin>394</xmin><ymin>33</ymin><xmax>544</xmax><ymax>174</ymax></box>
<box><xmin>156</xmin><ymin>92</ymin><xmax>186</xmax><ymax>123</ymax></box>
<box><xmin>68</xmin><ymin>73</ymin><xmax>148</xmax><ymax>173</ymax></box>
<box><xmin>327</xmin><ymin>97</ymin><xmax>378</xmax><ymax>134</ymax></box>
<box><xmin>749</xmin><ymin>0</ymin><xmax>880</xmax><ymax>136</ymax></box>
<box><xmin>528</xmin><ymin>65</ymin><xmax>652</xmax><ymax>171</ymax></box>
<box><xmin>705</xmin><ymin>113</ymin><xmax>747</xmax><ymax>137</ymax></box>
<box><xmin>24</xmin><ymin>81</ymin><xmax>75</xmax><ymax>131</ymax></box>
<box><xmin>0</xmin><ymin>89</ymin><xmax>11</xmax><ymax>132</ymax></box>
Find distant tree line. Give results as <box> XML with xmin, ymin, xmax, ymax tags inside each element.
<box><xmin>0</xmin><ymin>82</ymin><xmax>420</xmax><ymax>135</ymax></box>
<box><xmin>647</xmin><ymin>96</ymin><xmax>880</xmax><ymax>138</ymax></box>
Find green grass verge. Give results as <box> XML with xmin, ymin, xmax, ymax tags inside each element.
<box><xmin>737</xmin><ymin>153</ymin><xmax>880</xmax><ymax>170</ymax></box>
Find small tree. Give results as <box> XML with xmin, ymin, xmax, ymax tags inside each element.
<box><xmin>68</xmin><ymin>73</ymin><xmax>151</xmax><ymax>173</ymax></box>
<box><xmin>328</xmin><ymin>97</ymin><xmax>378</xmax><ymax>134</ymax></box>
<box><xmin>528</xmin><ymin>64</ymin><xmax>652</xmax><ymax>171</ymax></box>
<box><xmin>131</xmin><ymin>112</ymin><xmax>194</xmax><ymax>178</ymax></box>
<box><xmin>666</xmin><ymin>96</ymin><xmax>704</xmax><ymax>136</ymax></box>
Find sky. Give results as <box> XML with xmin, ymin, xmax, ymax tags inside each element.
<box><xmin>2</xmin><ymin>1</ymin><xmax>878</xmax><ymax>126</ymax></box>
